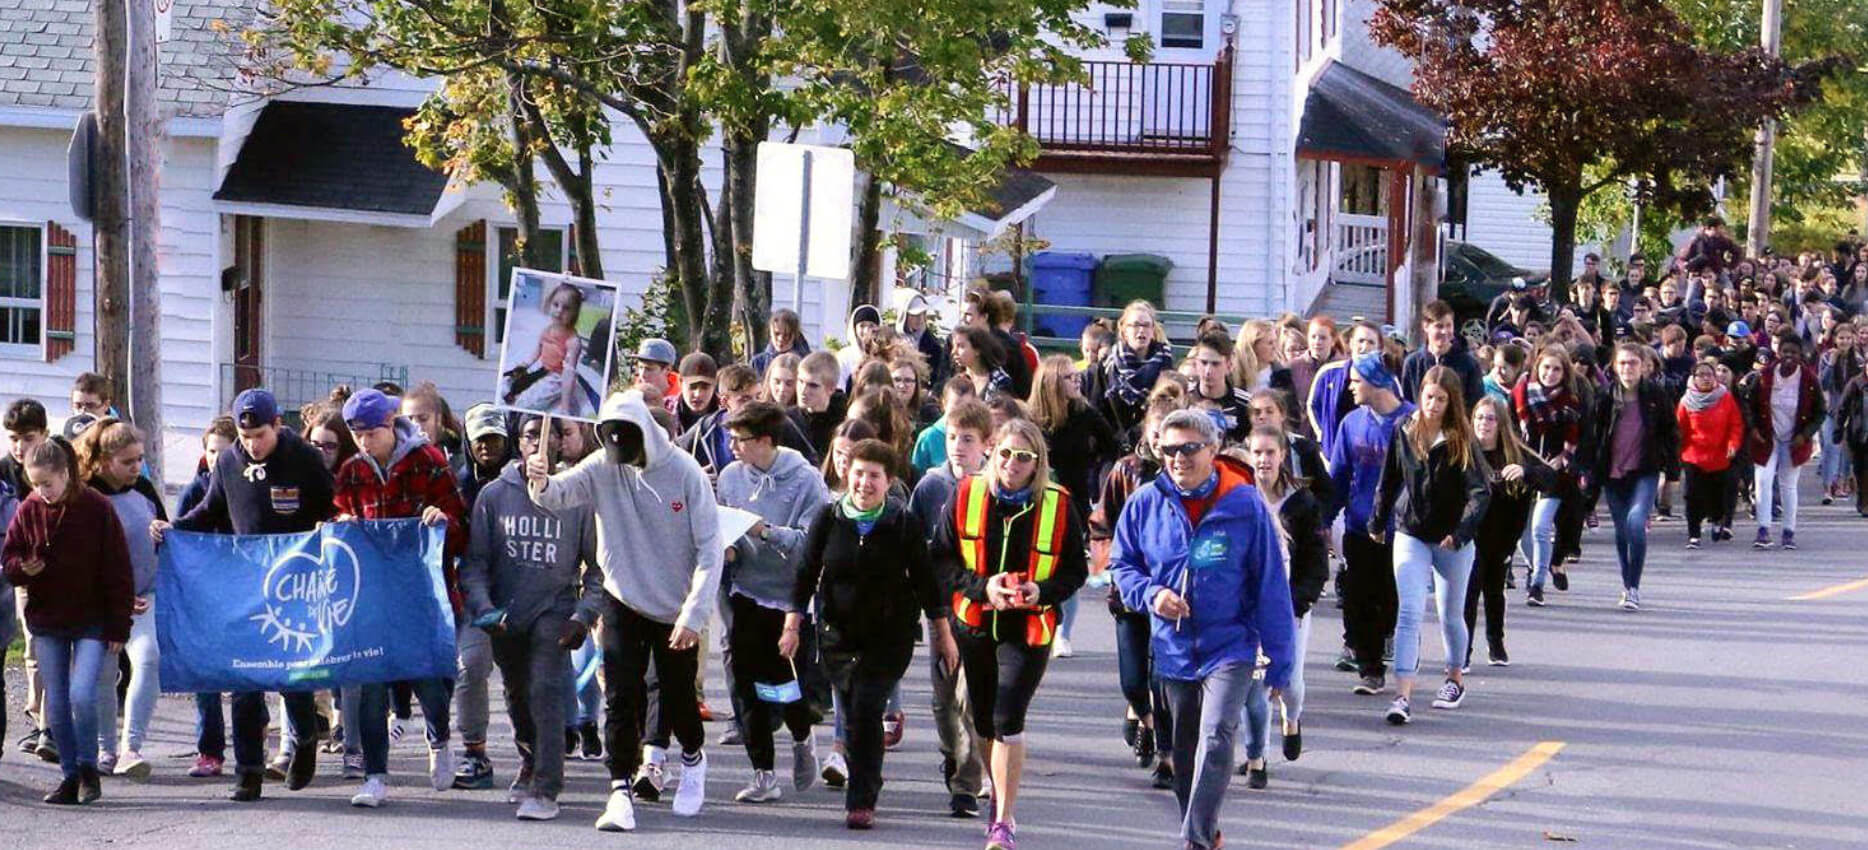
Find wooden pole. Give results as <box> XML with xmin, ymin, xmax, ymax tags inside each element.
<box><xmin>1745</xmin><ymin>0</ymin><xmax>1783</xmax><ymax>256</ymax></box>
<box><xmin>92</xmin><ymin>0</ymin><xmax>130</xmax><ymax>399</ymax></box>
<box><xmin>127</xmin><ymin>0</ymin><xmax>165</xmax><ymax>482</ymax></box>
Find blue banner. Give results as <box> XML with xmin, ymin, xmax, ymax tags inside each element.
<box><xmin>156</xmin><ymin>519</ymin><xmax>457</xmax><ymax>693</ymax></box>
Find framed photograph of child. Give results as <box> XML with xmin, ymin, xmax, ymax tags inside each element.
<box><xmin>495</xmin><ymin>268</ymin><xmax>620</xmax><ymax>421</ymax></box>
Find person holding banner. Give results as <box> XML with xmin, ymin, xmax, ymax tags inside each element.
<box><xmin>459</xmin><ymin>415</ymin><xmax>603</xmax><ymax>821</ymax></box>
<box><xmin>332</xmin><ymin>389</ymin><xmax>469</xmax><ymax>808</ymax></box>
<box><xmin>787</xmin><ymin>438</ymin><xmax>956</xmax><ymax>829</ymax></box>
<box><xmin>715</xmin><ymin>401</ymin><xmax>830</xmax><ymax>804</ymax></box>
<box><xmin>4</xmin><ymin>437</ymin><xmax>135</xmax><ymax>806</ymax></box>
<box><xmin>526</xmin><ymin>390</ymin><xmax>724</xmax><ymax>832</ymax></box>
<box><xmin>151</xmin><ymin>389</ymin><xmax>334</xmax><ymax>803</ymax></box>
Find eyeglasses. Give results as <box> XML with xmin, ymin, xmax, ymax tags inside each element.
<box><xmin>996</xmin><ymin>447</ymin><xmax>1038</xmax><ymax>464</ymax></box>
<box><xmin>1158</xmin><ymin>441</ymin><xmax>1210</xmax><ymax>458</ymax></box>
<box><xmin>311</xmin><ymin>440</ymin><xmax>340</xmax><ymax>454</ymax></box>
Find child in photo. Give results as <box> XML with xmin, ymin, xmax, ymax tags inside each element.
<box><xmin>505</xmin><ymin>282</ymin><xmax>589</xmax><ymax>417</ymax></box>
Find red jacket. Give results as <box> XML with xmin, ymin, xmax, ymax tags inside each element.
<box><xmin>2</xmin><ymin>487</ymin><xmax>135</xmax><ymax>643</ymax></box>
<box><xmin>1744</xmin><ymin>362</ymin><xmax>1825</xmax><ymax>466</ymax></box>
<box><xmin>1676</xmin><ymin>391</ymin><xmax>1745</xmax><ymax>473</ymax></box>
<box><xmin>334</xmin><ymin>422</ymin><xmax>469</xmax><ymax>614</ymax></box>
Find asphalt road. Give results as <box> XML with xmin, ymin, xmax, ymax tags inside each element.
<box><xmin>5</xmin><ymin>477</ymin><xmax>1867</xmax><ymax>848</ymax></box>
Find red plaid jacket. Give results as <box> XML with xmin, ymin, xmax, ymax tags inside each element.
<box><xmin>334</xmin><ymin>443</ymin><xmax>469</xmax><ymax>615</ymax></box>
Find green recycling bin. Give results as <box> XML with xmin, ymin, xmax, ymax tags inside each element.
<box><xmin>1094</xmin><ymin>253</ymin><xmax>1173</xmax><ymax>308</ymax></box>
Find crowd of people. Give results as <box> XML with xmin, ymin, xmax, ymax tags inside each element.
<box><xmin>3</xmin><ymin>223</ymin><xmax>1866</xmax><ymax>848</ymax></box>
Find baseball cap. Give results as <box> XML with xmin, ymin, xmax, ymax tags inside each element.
<box><xmin>1510</xmin><ymin>277</ymin><xmax>1528</xmax><ymax>291</ymax></box>
<box><xmin>232</xmin><ymin>389</ymin><xmax>281</xmax><ymax>429</ymax></box>
<box><xmin>632</xmin><ymin>338</ymin><xmax>679</xmax><ymax>366</ymax></box>
<box><xmin>1726</xmin><ymin>320</ymin><xmax>1751</xmax><ymax>338</ymax></box>
<box><xmin>678</xmin><ymin>352</ymin><xmax>718</xmax><ymax>382</ymax></box>
<box><xmin>62</xmin><ymin>413</ymin><xmax>99</xmax><ymax>441</ymax></box>
<box><xmin>341</xmin><ymin>389</ymin><xmax>399</xmax><ymax>431</ymax></box>
<box><xmin>463</xmin><ymin>403</ymin><xmax>507</xmax><ymax>443</ymax></box>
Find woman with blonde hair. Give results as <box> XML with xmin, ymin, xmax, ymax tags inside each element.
<box><xmin>763</xmin><ymin>352</ymin><xmax>803</xmax><ymax>407</ymax></box>
<box><xmin>1368</xmin><ymin>366</ymin><xmax>1490</xmax><ymax>724</ymax></box>
<box><xmin>1232</xmin><ymin>319</ymin><xmax>1280</xmax><ymax>392</ymax></box>
<box><xmin>1085</xmin><ymin>300</ymin><xmax>1175</xmax><ymax>439</ymax></box>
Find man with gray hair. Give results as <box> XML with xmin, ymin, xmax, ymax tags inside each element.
<box><xmin>1108</xmin><ymin>407</ymin><xmax>1294</xmax><ymax>850</ymax></box>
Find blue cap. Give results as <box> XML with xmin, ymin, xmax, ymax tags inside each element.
<box><xmin>1350</xmin><ymin>352</ymin><xmax>1396</xmax><ymax>391</ymax></box>
<box><xmin>232</xmin><ymin>389</ymin><xmax>280</xmax><ymax>428</ymax></box>
<box><xmin>341</xmin><ymin>388</ymin><xmax>399</xmax><ymax>431</ymax></box>
<box><xmin>1726</xmin><ymin>320</ymin><xmax>1751</xmax><ymax>338</ymax></box>
<box><xmin>632</xmin><ymin>338</ymin><xmax>679</xmax><ymax>366</ymax></box>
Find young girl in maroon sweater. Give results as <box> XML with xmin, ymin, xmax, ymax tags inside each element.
<box><xmin>2</xmin><ymin>438</ymin><xmax>134</xmax><ymax>805</ymax></box>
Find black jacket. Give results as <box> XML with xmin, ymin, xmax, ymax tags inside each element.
<box><xmin>1401</xmin><ymin>340</ymin><xmax>1486</xmax><ymax>411</ymax></box>
<box><xmin>1042</xmin><ymin>400</ymin><xmax>1122</xmax><ymax>506</ymax></box>
<box><xmin>794</xmin><ymin>499</ymin><xmax>947</xmax><ymax>652</ymax></box>
<box><xmin>0</xmin><ymin>455</ymin><xmax>28</xmax><ymax>502</ymax></box>
<box><xmin>175</xmin><ymin>428</ymin><xmax>335</xmax><ymax>535</ymax></box>
<box><xmin>929</xmin><ymin>482</ymin><xmax>1089</xmax><ymax>642</ymax></box>
<box><xmin>1588</xmin><ymin>378</ymin><xmax>1681</xmax><ymax>483</ymax></box>
<box><xmin>788</xmin><ymin>392</ymin><xmax>848</xmax><ymax>463</ymax></box>
<box><xmin>681</xmin><ymin>408</ymin><xmax>819</xmax><ymax>473</ymax></box>
<box><xmin>1289</xmin><ymin>433</ymin><xmax>1335</xmax><ymax>511</ymax></box>
<box><xmin>1474</xmin><ymin>445</ymin><xmax>1557</xmax><ymax>557</ymax></box>
<box><xmin>1273</xmin><ymin>488</ymin><xmax>1329</xmax><ymax>619</ymax></box>
<box><xmin>1369</xmin><ymin>423</ymin><xmax>1493</xmax><ymax>548</ymax></box>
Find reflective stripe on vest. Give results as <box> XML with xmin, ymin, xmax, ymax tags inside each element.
<box><xmin>951</xmin><ymin>476</ymin><xmax>1069</xmax><ymax>646</ymax></box>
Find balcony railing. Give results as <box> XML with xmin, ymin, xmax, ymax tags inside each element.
<box><xmin>996</xmin><ymin>49</ymin><xmax>1233</xmax><ymax>162</ymax></box>
<box><xmin>221</xmin><ymin>361</ymin><xmax>411</xmax><ymax>426</ymax></box>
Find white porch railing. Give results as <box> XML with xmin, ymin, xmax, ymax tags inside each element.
<box><xmin>1333</xmin><ymin>212</ymin><xmax>1388</xmax><ymax>286</ymax></box>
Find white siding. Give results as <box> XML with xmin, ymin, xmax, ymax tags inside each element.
<box><xmin>1338</xmin><ymin>0</ymin><xmax>1414</xmax><ymax>89</ymax></box>
<box><xmin>0</xmin><ymin>126</ymin><xmax>220</xmax><ymax>488</ymax></box>
<box><xmin>1460</xmin><ymin>170</ymin><xmax>1593</xmax><ymax>272</ymax></box>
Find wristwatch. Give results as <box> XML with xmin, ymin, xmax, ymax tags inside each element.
<box><xmin>757</xmin><ymin>525</ymin><xmax>770</xmax><ymax>542</ymax></box>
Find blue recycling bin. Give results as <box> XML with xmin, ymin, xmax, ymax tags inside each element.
<box><xmin>1028</xmin><ymin>252</ymin><xmax>1099</xmax><ymax>339</ymax></box>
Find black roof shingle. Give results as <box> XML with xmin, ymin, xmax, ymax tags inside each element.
<box><xmin>214</xmin><ymin>101</ymin><xmax>449</xmax><ymax>217</ymax></box>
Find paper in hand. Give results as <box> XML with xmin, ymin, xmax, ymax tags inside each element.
<box><xmin>716</xmin><ymin>505</ymin><xmax>764</xmax><ymax>544</ymax></box>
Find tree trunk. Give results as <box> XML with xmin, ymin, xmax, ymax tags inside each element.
<box><xmin>850</xmin><ymin>173</ymin><xmax>884</xmax><ymax>311</ymax></box>
<box><xmin>505</xmin><ymin>85</ymin><xmax>550</xmax><ymax>269</ymax></box>
<box><xmin>725</xmin><ymin>130</ymin><xmax>767</xmax><ymax>361</ymax></box>
<box><xmin>1546</xmin><ymin>180</ymin><xmax>1583</xmax><ymax>289</ymax></box>
<box><xmin>92</xmin><ymin>0</ymin><xmax>129</xmax><ymax>399</ymax></box>
<box><xmin>572</xmin><ymin>143</ymin><xmax>603</xmax><ymax>279</ymax></box>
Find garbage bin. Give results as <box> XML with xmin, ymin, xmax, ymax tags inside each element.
<box><xmin>1094</xmin><ymin>253</ymin><xmax>1173</xmax><ymax>310</ymax></box>
<box><xmin>1028</xmin><ymin>252</ymin><xmax>1099</xmax><ymax>339</ymax></box>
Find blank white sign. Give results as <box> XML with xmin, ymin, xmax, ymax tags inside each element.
<box><xmin>752</xmin><ymin>142</ymin><xmax>854</xmax><ymax>281</ymax></box>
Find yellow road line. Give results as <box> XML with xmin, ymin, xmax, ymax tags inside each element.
<box><xmin>1788</xmin><ymin>576</ymin><xmax>1868</xmax><ymax>601</ymax></box>
<box><xmin>1342</xmin><ymin>741</ymin><xmax>1565</xmax><ymax>850</ymax></box>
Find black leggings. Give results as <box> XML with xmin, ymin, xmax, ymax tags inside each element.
<box><xmin>1112</xmin><ymin>610</ymin><xmax>1173</xmax><ymax>754</ymax></box>
<box><xmin>1463</xmin><ymin>540</ymin><xmax>1510</xmax><ymax>665</ymax></box>
<box><xmin>1682</xmin><ymin>463</ymin><xmax>1729</xmax><ymax>538</ymax></box>
<box><xmin>1341</xmin><ymin>532</ymin><xmax>1397</xmax><ymax>678</ymax></box>
<box><xmin>956</xmin><ymin>631</ymin><xmax>1050</xmax><ymax>741</ymax></box>
<box><xmin>726</xmin><ymin>596</ymin><xmax>814</xmax><ymax>771</ymax></box>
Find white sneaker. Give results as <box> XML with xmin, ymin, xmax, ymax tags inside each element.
<box><xmin>428</xmin><ymin>746</ymin><xmax>456</xmax><ymax>792</ymax></box>
<box><xmin>821</xmin><ymin>750</ymin><xmax>848</xmax><ymax>787</ymax></box>
<box><xmin>1050</xmin><ymin>636</ymin><xmax>1074</xmax><ymax>659</ymax></box>
<box><xmin>350</xmin><ymin>775</ymin><xmax>388</xmax><ymax>808</ymax></box>
<box><xmin>516</xmin><ymin>795</ymin><xmax>560</xmax><ymax>821</ymax></box>
<box><xmin>595</xmin><ymin>788</ymin><xmax>637</xmax><ymax>831</ymax></box>
<box><xmin>672</xmin><ymin>752</ymin><xmax>707</xmax><ymax>816</ymax></box>
<box><xmin>116</xmin><ymin>750</ymin><xmax>152</xmax><ymax>782</ymax></box>
<box><xmin>389</xmin><ymin>718</ymin><xmax>408</xmax><ymax>747</ymax></box>
<box><xmin>734</xmin><ymin>769</ymin><xmax>781</xmax><ymax>803</ymax></box>
<box><xmin>791</xmin><ymin>734</ymin><xmax>819</xmax><ymax>791</ymax></box>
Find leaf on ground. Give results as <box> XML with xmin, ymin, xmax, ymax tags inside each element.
<box><xmin>1543</xmin><ymin>831</ymin><xmax>1579</xmax><ymax>842</ymax></box>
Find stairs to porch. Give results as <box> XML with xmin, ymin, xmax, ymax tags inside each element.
<box><xmin>1307</xmin><ymin>282</ymin><xmax>1388</xmax><ymax>323</ymax></box>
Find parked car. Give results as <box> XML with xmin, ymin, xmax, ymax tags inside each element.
<box><xmin>1439</xmin><ymin>241</ymin><xmax>1550</xmax><ymax>342</ymax></box>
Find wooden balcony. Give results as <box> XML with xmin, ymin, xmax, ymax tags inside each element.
<box><xmin>997</xmin><ymin>48</ymin><xmax>1233</xmax><ymax>178</ymax></box>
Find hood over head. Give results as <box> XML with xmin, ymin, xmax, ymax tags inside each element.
<box><xmin>596</xmin><ymin>390</ymin><xmax>670</xmax><ymax>469</ymax></box>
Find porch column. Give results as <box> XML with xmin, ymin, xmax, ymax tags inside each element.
<box><xmin>1407</xmin><ymin>163</ymin><xmax>1439</xmax><ymax>336</ymax></box>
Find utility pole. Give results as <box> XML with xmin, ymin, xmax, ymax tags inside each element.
<box><xmin>92</xmin><ymin>0</ymin><xmax>130</xmax><ymax>403</ymax></box>
<box><xmin>1745</xmin><ymin>0</ymin><xmax>1783</xmax><ymax>257</ymax></box>
<box><xmin>128</xmin><ymin>0</ymin><xmax>165</xmax><ymax>481</ymax></box>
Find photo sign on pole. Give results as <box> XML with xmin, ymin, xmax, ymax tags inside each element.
<box><xmin>495</xmin><ymin>268</ymin><xmax>622</xmax><ymax>422</ymax></box>
<box><xmin>752</xmin><ymin>142</ymin><xmax>855</xmax><ymax>314</ymax></box>
<box><xmin>154</xmin><ymin>0</ymin><xmax>174</xmax><ymax>44</ymax></box>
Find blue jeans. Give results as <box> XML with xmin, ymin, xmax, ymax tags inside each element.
<box><xmin>1520</xmin><ymin>495</ymin><xmax>1562</xmax><ymax>591</ymax></box>
<box><xmin>195</xmin><ymin>693</ymin><xmax>227</xmax><ymax>759</ymax></box>
<box><xmin>1820</xmin><ymin>415</ymin><xmax>1849</xmax><ymax>487</ymax></box>
<box><xmin>1058</xmin><ymin>592</ymin><xmax>1080</xmax><ymax>641</ymax></box>
<box><xmin>1604</xmin><ymin>473</ymin><xmax>1658</xmax><ymax>590</ymax></box>
<box><xmin>1391</xmin><ymin>533</ymin><xmax>1474</xmax><ymax>679</ymax></box>
<box><xmin>35</xmin><ymin>631</ymin><xmax>109</xmax><ymax>778</ymax></box>
<box><xmin>1162</xmin><ymin>663</ymin><xmax>1253</xmax><ymax>849</ymax></box>
<box><xmin>1241</xmin><ymin>612</ymin><xmax>1310</xmax><ymax>761</ymax></box>
<box><xmin>346</xmin><ymin>678</ymin><xmax>451</xmax><ymax>776</ymax></box>
<box><xmin>566</xmin><ymin>633</ymin><xmax>602</xmax><ymax>726</ymax></box>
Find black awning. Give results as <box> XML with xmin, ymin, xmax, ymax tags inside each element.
<box><xmin>1297</xmin><ymin>63</ymin><xmax>1445</xmax><ymax>168</ymax></box>
<box><xmin>214</xmin><ymin>101</ymin><xmax>450</xmax><ymax>216</ymax></box>
<box><xmin>969</xmin><ymin>168</ymin><xmax>1056</xmax><ymax>223</ymax></box>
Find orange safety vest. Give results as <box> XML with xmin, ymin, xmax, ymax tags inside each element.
<box><xmin>952</xmin><ymin>475</ymin><xmax>1069</xmax><ymax>647</ymax></box>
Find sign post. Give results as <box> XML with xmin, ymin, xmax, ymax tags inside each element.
<box><xmin>752</xmin><ymin>142</ymin><xmax>855</xmax><ymax>315</ymax></box>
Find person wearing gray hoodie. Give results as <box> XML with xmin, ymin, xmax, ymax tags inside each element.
<box><xmin>460</xmin><ymin>415</ymin><xmax>602</xmax><ymax>821</ymax></box>
<box><xmin>713</xmin><ymin>402</ymin><xmax>830</xmax><ymax>804</ymax></box>
<box><xmin>527</xmin><ymin>389</ymin><xmax>724</xmax><ymax>831</ymax></box>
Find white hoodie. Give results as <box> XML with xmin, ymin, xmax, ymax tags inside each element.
<box><xmin>530</xmin><ymin>390</ymin><xmax>724</xmax><ymax>633</ymax></box>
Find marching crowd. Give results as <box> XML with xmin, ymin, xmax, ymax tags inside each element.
<box><xmin>5</xmin><ymin>221</ymin><xmax>1868</xmax><ymax>849</ymax></box>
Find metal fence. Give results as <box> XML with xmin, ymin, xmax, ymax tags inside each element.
<box><xmin>220</xmin><ymin>362</ymin><xmax>410</xmax><ymax>426</ymax></box>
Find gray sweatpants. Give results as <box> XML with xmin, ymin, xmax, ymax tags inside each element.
<box><xmin>454</xmin><ymin>624</ymin><xmax>495</xmax><ymax>747</ymax></box>
<box><xmin>929</xmin><ymin>650</ymin><xmax>984</xmax><ymax>795</ymax></box>
<box><xmin>1162</xmin><ymin>662</ymin><xmax>1254</xmax><ymax>849</ymax></box>
<box><xmin>490</xmin><ymin>617</ymin><xmax>571</xmax><ymax>799</ymax></box>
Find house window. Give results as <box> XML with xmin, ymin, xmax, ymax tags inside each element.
<box><xmin>489</xmin><ymin>226</ymin><xmax>567</xmax><ymax>348</ymax></box>
<box><xmin>1161</xmin><ymin>0</ymin><xmax>1205</xmax><ymax>49</ymax></box>
<box><xmin>0</xmin><ymin>224</ymin><xmax>44</xmax><ymax>353</ymax></box>
<box><xmin>1297</xmin><ymin>0</ymin><xmax>1313</xmax><ymax>69</ymax></box>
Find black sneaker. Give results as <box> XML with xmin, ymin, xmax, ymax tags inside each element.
<box><xmin>1430</xmin><ymin>679</ymin><xmax>1466</xmax><ymax>710</ymax></box>
<box><xmin>1488</xmin><ymin>646</ymin><xmax>1510</xmax><ymax>667</ymax></box>
<box><xmin>1333</xmin><ymin>645</ymin><xmax>1357</xmax><ymax>672</ymax></box>
<box><xmin>17</xmin><ymin>729</ymin><xmax>41</xmax><ymax>756</ymax></box>
<box><xmin>78</xmin><ymin>766</ymin><xmax>102</xmax><ymax>804</ymax></box>
<box><xmin>1150</xmin><ymin>759</ymin><xmax>1174</xmax><ymax>789</ymax></box>
<box><xmin>1352</xmin><ymin>675</ymin><xmax>1386</xmax><ymax>695</ymax></box>
<box><xmin>949</xmin><ymin>792</ymin><xmax>979</xmax><ymax>818</ymax></box>
<box><xmin>1282</xmin><ymin>721</ymin><xmax>1302</xmax><ymax>761</ymax></box>
<box><xmin>1246</xmin><ymin>764</ymin><xmax>1268</xmax><ymax>789</ymax></box>
<box><xmin>1782</xmin><ymin>530</ymin><xmax>1797</xmax><ymax>550</ymax></box>
<box><xmin>452</xmin><ymin>750</ymin><xmax>493</xmax><ymax>790</ymax></box>
<box><xmin>1122</xmin><ymin>717</ymin><xmax>1139</xmax><ymax>750</ymax></box>
<box><xmin>1552</xmin><ymin>571</ymin><xmax>1569</xmax><ymax>592</ymax></box>
<box><xmin>230</xmin><ymin>771</ymin><xmax>263</xmax><ymax>802</ymax></box>
<box><xmin>564</xmin><ymin>728</ymin><xmax>580</xmax><ymax>758</ymax></box>
<box><xmin>44</xmin><ymin>776</ymin><xmax>82</xmax><ymax>805</ymax></box>
<box><xmin>286</xmin><ymin>742</ymin><xmax>317</xmax><ymax>791</ymax></box>
<box><xmin>580</xmin><ymin>722</ymin><xmax>603</xmax><ymax>760</ymax></box>
<box><xmin>1134</xmin><ymin>727</ymin><xmax>1156</xmax><ymax>767</ymax></box>
<box><xmin>1526</xmin><ymin>587</ymin><xmax>1546</xmax><ymax>607</ymax></box>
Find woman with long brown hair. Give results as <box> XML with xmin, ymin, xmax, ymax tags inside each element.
<box><xmin>1368</xmin><ymin>366</ymin><xmax>1490</xmax><ymax>725</ymax></box>
<box><xmin>1026</xmin><ymin>354</ymin><xmax>1120</xmax><ymax>658</ymax></box>
<box><xmin>1467</xmin><ymin>396</ymin><xmax>1555</xmax><ymax>668</ymax></box>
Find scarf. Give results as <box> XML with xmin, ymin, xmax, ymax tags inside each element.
<box><xmin>1682</xmin><ymin>382</ymin><xmax>1727</xmax><ymax>413</ymax></box>
<box><xmin>840</xmin><ymin>494</ymin><xmax>885</xmax><ymax>536</ymax></box>
<box><xmin>1105</xmin><ymin>341</ymin><xmax>1174</xmax><ymax>406</ymax></box>
<box><xmin>1519</xmin><ymin>378</ymin><xmax>1575</xmax><ymax>436</ymax></box>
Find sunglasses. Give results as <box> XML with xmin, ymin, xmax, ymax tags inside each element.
<box><xmin>996</xmin><ymin>448</ymin><xmax>1038</xmax><ymax>464</ymax></box>
<box><xmin>1158</xmin><ymin>441</ymin><xmax>1209</xmax><ymax>458</ymax></box>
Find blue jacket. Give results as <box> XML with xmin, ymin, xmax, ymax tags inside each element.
<box><xmin>1109</xmin><ymin>458</ymin><xmax>1296</xmax><ymax>688</ymax></box>
<box><xmin>1326</xmin><ymin>401</ymin><xmax>1415</xmax><ymax>534</ymax></box>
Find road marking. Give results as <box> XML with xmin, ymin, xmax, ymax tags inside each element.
<box><xmin>1788</xmin><ymin>576</ymin><xmax>1868</xmax><ymax>601</ymax></box>
<box><xmin>1342</xmin><ymin>741</ymin><xmax>1565</xmax><ymax>850</ymax></box>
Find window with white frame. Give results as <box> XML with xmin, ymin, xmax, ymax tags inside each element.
<box><xmin>489</xmin><ymin>225</ymin><xmax>568</xmax><ymax>349</ymax></box>
<box><xmin>0</xmin><ymin>224</ymin><xmax>44</xmax><ymax>353</ymax></box>
<box><xmin>1161</xmin><ymin>0</ymin><xmax>1205</xmax><ymax>49</ymax></box>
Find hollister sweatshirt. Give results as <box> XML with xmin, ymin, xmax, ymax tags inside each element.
<box><xmin>460</xmin><ymin>461</ymin><xmax>602</xmax><ymax>631</ymax></box>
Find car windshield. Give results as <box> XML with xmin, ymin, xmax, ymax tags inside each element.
<box><xmin>1457</xmin><ymin>243</ymin><xmax>1521</xmax><ymax>278</ymax></box>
